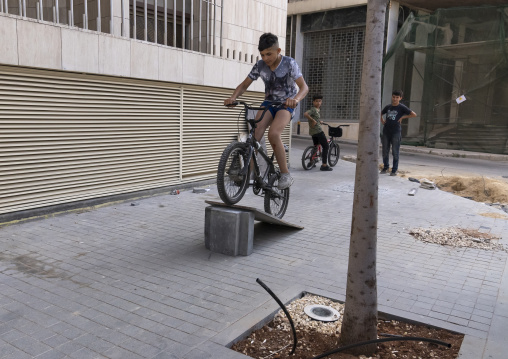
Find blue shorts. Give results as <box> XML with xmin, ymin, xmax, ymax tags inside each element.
<box><xmin>261</xmin><ymin>101</ymin><xmax>294</xmax><ymax>118</ymax></box>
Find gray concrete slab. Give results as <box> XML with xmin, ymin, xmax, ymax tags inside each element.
<box><xmin>0</xmin><ymin>146</ymin><xmax>507</xmax><ymax>358</ymax></box>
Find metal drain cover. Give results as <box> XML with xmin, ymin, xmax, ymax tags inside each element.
<box><xmin>304</xmin><ymin>304</ymin><xmax>340</xmax><ymax>322</ymax></box>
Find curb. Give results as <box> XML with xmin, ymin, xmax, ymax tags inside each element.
<box><xmin>291</xmin><ymin>134</ymin><xmax>508</xmax><ymax>161</ymax></box>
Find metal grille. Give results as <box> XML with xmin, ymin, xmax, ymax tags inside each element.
<box><xmin>302</xmin><ymin>27</ymin><xmax>365</xmax><ymax>122</ymax></box>
<box><xmin>0</xmin><ymin>65</ymin><xmax>292</xmax><ymax>215</ymax></box>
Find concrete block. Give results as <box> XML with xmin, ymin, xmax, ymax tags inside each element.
<box><xmin>205</xmin><ymin>206</ymin><xmax>254</xmax><ymax>256</ymax></box>
<box><xmin>203</xmin><ymin>55</ymin><xmax>224</xmax><ymax>87</ymax></box>
<box><xmin>61</xmin><ymin>29</ymin><xmax>99</xmax><ymax>73</ymax></box>
<box><xmin>17</xmin><ymin>20</ymin><xmax>61</xmax><ymax>69</ymax></box>
<box><xmin>182</xmin><ymin>51</ymin><xmax>204</xmax><ymax>85</ymax></box>
<box><xmin>131</xmin><ymin>41</ymin><xmax>159</xmax><ymax>80</ymax></box>
<box><xmin>98</xmin><ymin>35</ymin><xmax>130</xmax><ymax>77</ymax></box>
<box><xmin>0</xmin><ymin>16</ymin><xmax>18</xmax><ymax>65</ymax></box>
<box><xmin>159</xmin><ymin>46</ymin><xmax>183</xmax><ymax>83</ymax></box>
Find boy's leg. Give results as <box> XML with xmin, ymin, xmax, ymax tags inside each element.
<box><xmin>391</xmin><ymin>132</ymin><xmax>401</xmax><ymax>173</ymax></box>
<box><xmin>381</xmin><ymin>132</ymin><xmax>390</xmax><ymax>171</ymax></box>
<box><xmin>316</xmin><ymin>131</ymin><xmax>329</xmax><ymax>165</ymax></box>
<box><xmin>267</xmin><ymin>110</ymin><xmax>291</xmax><ymax>173</ymax></box>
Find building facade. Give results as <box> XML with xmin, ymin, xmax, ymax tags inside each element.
<box><xmin>0</xmin><ymin>0</ymin><xmax>290</xmax><ymax>219</ymax></box>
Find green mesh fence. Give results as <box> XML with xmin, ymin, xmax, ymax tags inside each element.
<box><xmin>383</xmin><ymin>5</ymin><xmax>508</xmax><ymax>154</ymax></box>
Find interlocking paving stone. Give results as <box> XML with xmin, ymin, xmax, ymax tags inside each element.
<box><xmin>0</xmin><ymin>148</ymin><xmax>507</xmax><ymax>359</ymax></box>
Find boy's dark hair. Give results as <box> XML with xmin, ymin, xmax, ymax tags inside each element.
<box><xmin>258</xmin><ymin>33</ymin><xmax>279</xmax><ymax>51</ymax></box>
<box><xmin>312</xmin><ymin>95</ymin><xmax>323</xmax><ymax>101</ymax></box>
<box><xmin>392</xmin><ymin>90</ymin><xmax>403</xmax><ymax>97</ymax></box>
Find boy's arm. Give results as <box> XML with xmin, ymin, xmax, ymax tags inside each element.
<box><xmin>380</xmin><ymin>114</ymin><xmax>385</xmax><ymax>125</ymax></box>
<box><xmin>304</xmin><ymin>111</ymin><xmax>317</xmax><ymax>127</ymax></box>
<box><xmin>398</xmin><ymin>110</ymin><xmax>417</xmax><ymax>123</ymax></box>
<box><xmin>224</xmin><ymin>77</ymin><xmax>254</xmax><ymax>106</ymax></box>
<box><xmin>286</xmin><ymin>77</ymin><xmax>309</xmax><ymax>109</ymax></box>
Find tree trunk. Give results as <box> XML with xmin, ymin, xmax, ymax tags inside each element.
<box><xmin>340</xmin><ymin>0</ymin><xmax>387</xmax><ymax>355</ymax></box>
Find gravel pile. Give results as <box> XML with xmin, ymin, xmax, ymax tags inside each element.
<box><xmin>409</xmin><ymin>227</ymin><xmax>507</xmax><ymax>252</ymax></box>
<box><xmin>274</xmin><ymin>294</ymin><xmax>345</xmax><ymax>336</ymax></box>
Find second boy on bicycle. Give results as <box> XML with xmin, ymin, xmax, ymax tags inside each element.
<box><xmin>224</xmin><ymin>32</ymin><xmax>309</xmax><ymax>189</ymax></box>
<box><xmin>304</xmin><ymin>95</ymin><xmax>332</xmax><ymax>171</ymax></box>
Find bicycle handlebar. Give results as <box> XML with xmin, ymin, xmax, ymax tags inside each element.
<box><xmin>225</xmin><ymin>101</ymin><xmax>284</xmax><ymax>111</ymax></box>
<box><xmin>322</xmin><ymin>122</ymin><xmax>350</xmax><ymax>127</ymax></box>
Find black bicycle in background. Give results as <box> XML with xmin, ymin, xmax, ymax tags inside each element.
<box><xmin>216</xmin><ymin>101</ymin><xmax>290</xmax><ymax>219</ymax></box>
<box><xmin>301</xmin><ymin>123</ymin><xmax>349</xmax><ymax>170</ymax></box>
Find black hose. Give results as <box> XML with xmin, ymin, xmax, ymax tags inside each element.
<box><xmin>256</xmin><ymin>278</ymin><xmax>298</xmax><ymax>355</ymax></box>
<box><xmin>311</xmin><ymin>336</ymin><xmax>452</xmax><ymax>359</ymax></box>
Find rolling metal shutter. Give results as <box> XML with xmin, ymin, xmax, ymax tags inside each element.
<box><xmin>0</xmin><ymin>65</ymin><xmax>290</xmax><ymax>216</ymax></box>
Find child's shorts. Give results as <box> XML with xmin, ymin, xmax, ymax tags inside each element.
<box><xmin>261</xmin><ymin>100</ymin><xmax>294</xmax><ymax>118</ymax></box>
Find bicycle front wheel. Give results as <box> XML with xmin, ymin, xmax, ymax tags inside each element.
<box><xmin>264</xmin><ymin>173</ymin><xmax>289</xmax><ymax>219</ymax></box>
<box><xmin>217</xmin><ymin>141</ymin><xmax>251</xmax><ymax>205</ymax></box>
<box><xmin>302</xmin><ymin>145</ymin><xmax>318</xmax><ymax>170</ymax></box>
<box><xmin>328</xmin><ymin>142</ymin><xmax>340</xmax><ymax>167</ymax></box>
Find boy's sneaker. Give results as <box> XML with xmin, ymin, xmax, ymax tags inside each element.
<box><xmin>390</xmin><ymin>171</ymin><xmax>397</xmax><ymax>176</ymax></box>
<box><xmin>277</xmin><ymin>173</ymin><xmax>294</xmax><ymax>190</ymax></box>
<box><xmin>320</xmin><ymin>165</ymin><xmax>333</xmax><ymax>171</ymax></box>
<box><xmin>380</xmin><ymin>168</ymin><xmax>389</xmax><ymax>174</ymax></box>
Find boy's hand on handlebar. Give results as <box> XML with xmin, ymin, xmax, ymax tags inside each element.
<box><xmin>224</xmin><ymin>98</ymin><xmax>237</xmax><ymax>107</ymax></box>
<box><xmin>285</xmin><ymin>98</ymin><xmax>299</xmax><ymax>109</ymax></box>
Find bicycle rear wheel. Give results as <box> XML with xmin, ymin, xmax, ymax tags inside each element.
<box><xmin>302</xmin><ymin>145</ymin><xmax>318</xmax><ymax>170</ymax></box>
<box><xmin>264</xmin><ymin>173</ymin><xmax>289</xmax><ymax>219</ymax></box>
<box><xmin>217</xmin><ymin>141</ymin><xmax>250</xmax><ymax>205</ymax></box>
<box><xmin>328</xmin><ymin>142</ymin><xmax>340</xmax><ymax>167</ymax></box>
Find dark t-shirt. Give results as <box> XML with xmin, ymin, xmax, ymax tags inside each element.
<box><xmin>382</xmin><ymin>104</ymin><xmax>412</xmax><ymax>132</ymax></box>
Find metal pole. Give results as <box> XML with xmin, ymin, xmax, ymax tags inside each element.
<box><xmin>198</xmin><ymin>0</ymin><xmax>201</xmax><ymax>52</ymax></box>
<box><xmin>172</xmin><ymin>0</ymin><xmax>175</xmax><ymax>46</ymax></box>
<box><xmin>143</xmin><ymin>0</ymin><xmax>146</xmax><ymax>40</ymax></box>
<box><xmin>212</xmin><ymin>0</ymin><xmax>215</xmax><ymax>55</ymax></box>
<box><xmin>110</xmin><ymin>0</ymin><xmax>113</xmax><ymax>34</ymax></box>
<box><xmin>0</xmin><ymin>0</ymin><xmax>3</xmax><ymax>13</ymax></box>
<box><xmin>84</xmin><ymin>0</ymin><xmax>87</xmax><ymax>29</ymax></box>
<box><xmin>190</xmin><ymin>0</ymin><xmax>193</xmax><ymax>50</ymax></box>
<box><xmin>220</xmin><ymin>0</ymin><xmax>223</xmax><ymax>57</ymax></box>
<box><xmin>4</xmin><ymin>0</ymin><xmax>8</xmax><ymax>14</ymax></box>
<box><xmin>206</xmin><ymin>0</ymin><xmax>209</xmax><ymax>53</ymax></box>
<box><xmin>154</xmin><ymin>0</ymin><xmax>157</xmax><ymax>42</ymax></box>
<box><xmin>97</xmin><ymin>0</ymin><xmax>101</xmax><ymax>31</ymax></box>
<box><xmin>52</xmin><ymin>5</ymin><xmax>56</xmax><ymax>22</ymax></box>
<box><xmin>133</xmin><ymin>0</ymin><xmax>136</xmax><ymax>38</ymax></box>
<box><xmin>164</xmin><ymin>0</ymin><xmax>167</xmax><ymax>45</ymax></box>
<box><xmin>70</xmin><ymin>0</ymin><xmax>73</xmax><ymax>25</ymax></box>
<box><xmin>182</xmin><ymin>0</ymin><xmax>185</xmax><ymax>49</ymax></box>
<box><xmin>55</xmin><ymin>0</ymin><xmax>59</xmax><ymax>22</ymax></box>
<box><xmin>22</xmin><ymin>0</ymin><xmax>25</xmax><ymax>16</ymax></box>
<box><xmin>120</xmin><ymin>0</ymin><xmax>124</xmax><ymax>35</ymax></box>
<box><xmin>35</xmin><ymin>2</ymin><xmax>38</xmax><ymax>18</ymax></box>
<box><xmin>39</xmin><ymin>0</ymin><xmax>42</xmax><ymax>19</ymax></box>
<box><xmin>18</xmin><ymin>0</ymin><xmax>21</xmax><ymax>15</ymax></box>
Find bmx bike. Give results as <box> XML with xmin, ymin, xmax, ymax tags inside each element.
<box><xmin>216</xmin><ymin>101</ymin><xmax>290</xmax><ymax>219</ymax></box>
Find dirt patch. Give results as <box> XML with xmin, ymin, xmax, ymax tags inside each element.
<box><xmin>231</xmin><ymin>294</ymin><xmax>463</xmax><ymax>359</ymax></box>
<box><xmin>429</xmin><ymin>176</ymin><xmax>508</xmax><ymax>204</ymax></box>
<box><xmin>479</xmin><ymin>212</ymin><xmax>508</xmax><ymax>219</ymax></box>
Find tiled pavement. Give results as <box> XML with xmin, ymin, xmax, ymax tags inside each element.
<box><xmin>0</xmin><ymin>145</ymin><xmax>507</xmax><ymax>359</ymax></box>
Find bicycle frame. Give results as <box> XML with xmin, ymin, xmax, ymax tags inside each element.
<box><xmin>233</xmin><ymin>101</ymin><xmax>283</xmax><ymax>190</ymax></box>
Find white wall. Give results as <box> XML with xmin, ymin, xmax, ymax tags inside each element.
<box><xmin>0</xmin><ymin>13</ymin><xmax>264</xmax><ymax>92</ymax></box>
<box><xmin>287</xmin><ymin>0</ymin><xmax>367</xmax><ymax>15</ymax></box>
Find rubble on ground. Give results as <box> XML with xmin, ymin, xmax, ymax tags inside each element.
<box><xmin>409</xmin><ymin>227</ymin><xmax>507</xmax><ymax>252</ymax></box>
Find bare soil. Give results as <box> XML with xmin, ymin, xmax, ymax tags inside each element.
<box><xmin>231</xmin><ymin>295</ymin><xmax>464</xmax><ymax>359</ymax></box>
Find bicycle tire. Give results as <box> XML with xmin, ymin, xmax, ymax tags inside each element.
<box><xmin>328</xmin><ymin>142</ymin><xmax>340</xmax><ymax>167</ymax></box>
<box><xmin>217</xmin><ymin>141</ymin><xmax>251</xmax><ymax>205</ymax></box>
<box><xmin>264</xmin><ymin>173</ymin><xmax>289</xmax><ymax>219</ymax></box>
<box><xmin>301</xmin><ymin>145</ymin><xmax>318</xmax><ymax>170</ymax></box>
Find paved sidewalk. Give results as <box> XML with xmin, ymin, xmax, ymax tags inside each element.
<box><xmin>0</xmin><ymin>147</ymin><xmax>507</xmax><ymax>358</ymax></box>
